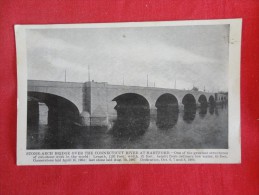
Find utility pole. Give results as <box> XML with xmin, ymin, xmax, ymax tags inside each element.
<box><xmin>65</xmin><ymin>69</ymin><xmax>66</xmax><ymax>82</ymax></box>
<box><xmin>174</xmin><ymin>80</ymin><xmax>176</xmax><ymax>89</ymax></box>
<box><xmin>147</xmin><ymin>74</ymin><xmax>149</xmax><ymax>87</ymax></box>
<box><xmin>88</xmin><ymin>65</ymin><xmax>91</xmax><ymax>82</ymax></box>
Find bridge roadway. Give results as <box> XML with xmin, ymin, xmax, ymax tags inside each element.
<box><xmin>27</xmin><ymin>80</ymin><xmax>227</xmax><ymax>126</ymax></box>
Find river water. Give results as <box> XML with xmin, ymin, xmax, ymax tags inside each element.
<box><xmin>27</xmin><ymin>104</ymin><xmax>228</xmax><ymax>149</ymax></box>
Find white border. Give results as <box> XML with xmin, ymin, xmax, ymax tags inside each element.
<box><xmin>15</xmin><ymin>19</ymin><xmax>242</xmax><ymax>165</ymax></box>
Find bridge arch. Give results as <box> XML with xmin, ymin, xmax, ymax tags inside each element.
<box><xmin>182</xmin><ymin>94</ymin><xmax>196</xmax><ymax>123</ymax></box>
<box><xmin>198</xmin><ymin>95</ymin><xmax>208</xmax><ymax>118</ymax></box>
<box><xmin>198</xmin><ymin>94</ymin><xmax>208</xmax><ymax>107</ymax></box>
<box><xmin>155</xmin><ymin>93</ymin><xmax>178</xmax><ymax>108</ymax></box>
<box><xmin>182</xmin><ymin>94</ymin><xmax>196</xmax><ymax>107</ymax></box>
<box><xmin>155</xmin><ymin>93</ymin><xmax>179</xmax><ymax>130</ymax></box>
<box><xmin>28</xmin><ymin>92</ymin><xmax>80</xmax><ymax>127</ymax></box>
<box><xmin>112</xmin><ymin>93</ymin><xmax>150</xmax><ymax>118</ymax></box>
<box><xmin>112</xmin><ymin>93</ymin><xmax>150</xmax><ymax>136</ymax></box>
<box><xmin>112</xmin><ymin>93</ymin><xmax>150</xmax><ymax>110</ymax></box>
<box><xmin>209</xmin><ymin>95</ymin><xmax>216</xmax><ymax>106</ymax></box>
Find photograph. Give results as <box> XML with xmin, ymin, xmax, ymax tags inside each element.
<box><xmin>25</xmin><ymin>22</ymin><xmax>229</xmax><ymax>150</ymax></box>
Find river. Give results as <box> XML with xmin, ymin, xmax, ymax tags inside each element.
<box><xmin>27</xmin><ymin>104</ymin><xmax>228</xmax><ymax>149</ymax></box>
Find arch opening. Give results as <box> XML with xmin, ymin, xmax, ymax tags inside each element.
<box><xmin>27</xmin><ymin>92</ymin><xmax>80</xmax><ymax>128</ymax></box>
<box><xmin>199</xmin><ymin>106</ymin><xmax>207</xmax><ymax>118</ymax></box>
<box><xmin>198</xmin><ymin>95</ymin><xmax>208</xmax><ymax>107</ymax></box>
<box><xmin>112</xmin><ymin>93</ymin><xmax>150</xmax><ymax>136</ymax></box>
<box><xmin>155</xmin><ymin>93</ymin><xmax>179</xmax><ymax>130</ymax></box>
<box><xmin>182</xmin><ymin>94</ymin><xmax>196</xmax><ymax>123</ymax></box>
<box><xmin>198</xmin><ymin>95</ymin><xmax>208</xmax><ymax>119</ymax></box>
<box><xmin>209</xmin><ymin>95</ymin><xmax>216</xmax><ymax>107</ymax></box>
<box><xmin>27</xmin><ymin>92</ymin><xmax>81</xmax><ymax>149</ymax></box>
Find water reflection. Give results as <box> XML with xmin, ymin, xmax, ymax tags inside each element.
<box><xmin>27</xmin><ymin>119</ymin><xmax>77</xmax><ymax>149</ymax></box>
<box><xmin>215</xmin><ymin>107</ymin><xmax>219</xmax><ymax>116</ymax></box>
<box><xmin>199</xmin><ymin>106</ymin><xmax>207</xmax><ymax>119</ymax></box>
<box><xmin>221</xmin><ymin>102</ymin><xmax>227</xmax><ymax>109</ymax></box>
<box><xmin>111</xmin><ymin>105</ymin><xmax>150</xmax><ymax>138</ymax></box>
<box><xmin>27</xmin><ymin>103</ymin><xmax>228</xmax><ymax>149</ymax></box>
<box><xmin>183</xmin><ymin>105</ymin><xmax>196</xmax><ymax>123</ymax></box>
<box><xmin>156</xmin><ymin>108</ymin><xmax>179</xmax><ymax>130</ymax></box>
<box><xmin>155</xmin><ymin>94</ymin><xmax>179</xmax><ymax>130</ymax></box>
<box><xmin>182</xmin><ymin>94</ymin><xmax>196</xmax><ymax>123</ymax></box>
<box><xmin>209</xmin><ymin>106</ymin><xmax>215</xmax><ymax>115</ymax></box>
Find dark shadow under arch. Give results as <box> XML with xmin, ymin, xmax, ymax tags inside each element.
<box><xmin>28</xmin><ymin>91</ymin><xmax>80</xmax><ymax>127</ymax></box>
<box><xmin>27</xmin><ymin>91</ymin><xmax>81</xmax><ymax>149</ymax></box>
<box><xmin>111</xmin><ymin>93</ymin><xmax>150</xmax><ymax>137</ymax></box>
<box><xmin>198</xmin><ymin>95</ymin><xmax>208</xmax><ymax>107</ymax></box>
<box><xmin>182</xmin><ymin>94</ymin><xmax>196</xmax><ymax>123</ymax></box>
<box><xmin>155</xmin><ymin>93</ymin><xmax>179</xmax><ymax>130</ymax></box>
<box><xmin>198</xmin><ymin>95</ymin><xmax>208</xmax><ymax>119</ymax></box>
<box><xmin>182</xmin><ymin>94</ymin><xmax>196</xmax><ymax>106</ymax></box>
<box><xmin>209</xmin><ymin>95</ymin><xmax>216</xmax><ymax>106</ymax></box>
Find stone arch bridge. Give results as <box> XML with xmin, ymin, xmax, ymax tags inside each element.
<box><xmin>28</xmin><ymin>80</ymin><xmax>227</xmax><ymax>126</ymax></box>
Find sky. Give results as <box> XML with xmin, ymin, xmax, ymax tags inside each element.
<box><xmin>26</xmin><ymin>24</ymin><xmax>229</xmax><ymax>92</ymax></box>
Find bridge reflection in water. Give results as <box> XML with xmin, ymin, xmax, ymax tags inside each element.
<box><xmin>27</xmin><ymin>102</ymin><xmax>228</xmax><ymax>149</ymax></box>
<box><xmin>27</xmin><ymin>80</ymin><xmax>228</xmax><ymax>149</ymax></box>
<box><xmin>155</xmin><ymin>93</ymin><xmax>179</xmax><ymax>130</ymax></box>
<box><xmin>111</xmin><ymin>93</ymin><xmax>150</xmax><ymax>137</ymax></box>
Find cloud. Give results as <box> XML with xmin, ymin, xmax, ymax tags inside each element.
<box><xmin>27</xmin><ymin>30</ymin><xmax>83</xmax><ymax>52</ymax></box>
<box><xmin>26</xmin><ymin>26</ymin><xmax>228</xmax><ymax>91</ymax></box>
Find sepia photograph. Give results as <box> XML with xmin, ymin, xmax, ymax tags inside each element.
<box><xmin>16</xmin><ymin>19</ymin><xmax>241</xmax><ymax>164</ymax></box>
